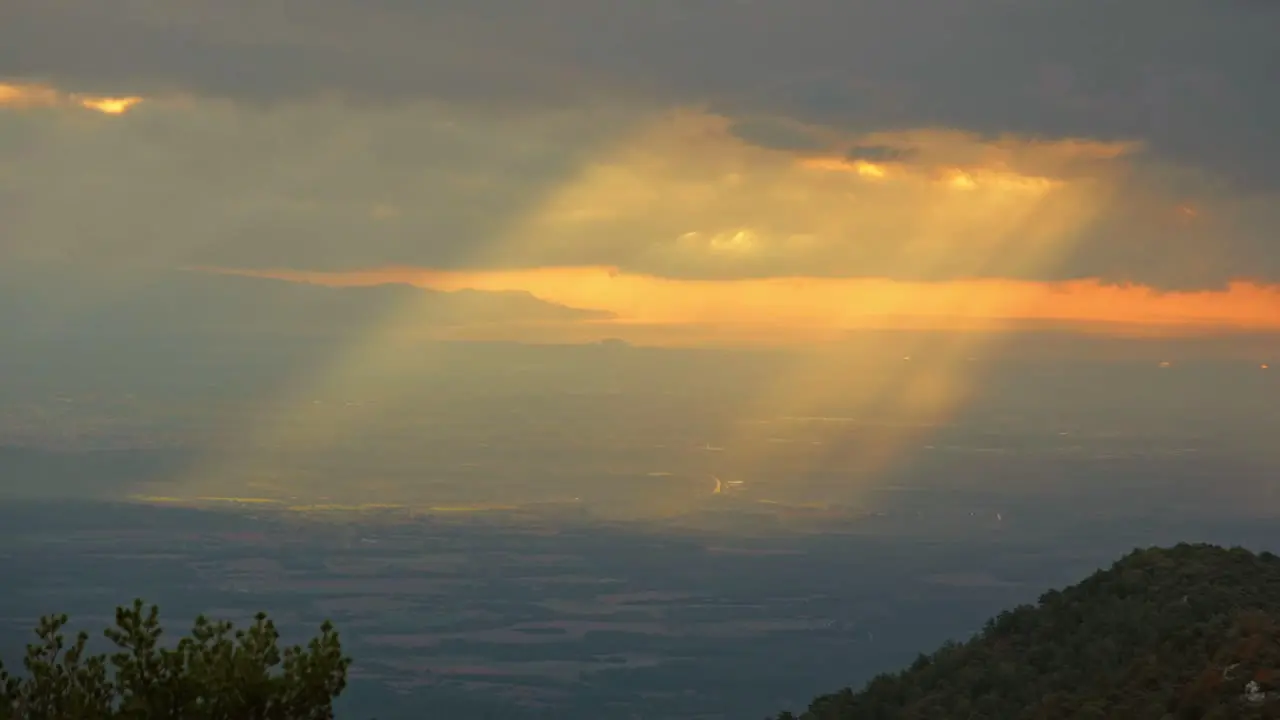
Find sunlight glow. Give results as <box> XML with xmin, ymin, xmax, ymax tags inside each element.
<box><xmin>0</xmin><ymin>82</ymin><xmax>60</xmax><ymax>109</ymax></box>
<box><xmin>77</xmin><ymin>95</ymin><xmax>144</xmax><ymax>115</ymax></box>
<box><xmin>200</xmin><ymin>269</ymin><xmax>1280</xmax><ymax>339</ymax></box>
<box><xmin>800</xmin><ymin>157</ymin><xmax>891</xmax><ymax>178</ymax></box>
<box><xmin>167</xmin><ymin>108</ymin><xmax>1264</xmax><ymax>514</ymax></box>
<box><xmin>0</xmin><ymin>81</ymin><xmax>143</xmax><ymax>115</ymax></box>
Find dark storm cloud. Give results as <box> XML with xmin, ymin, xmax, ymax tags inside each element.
<box><xmin>0</xmin><ymin>1</ymin><xmax>605</xmax><ymax>107</ymax></box>
<box><xmin>0</xmin><ymin>96</ymin><xmax>635</xmax><ymax>273</ymax></box>
<box><xmin>726</xmin><ymin>118</ymin><xmax>831</xmax><ymax>153</ymax></box>
<box><xmin>4</xmin><ymin>0</ymin><xmax>1276</xmax><ymax>190</ymax></box>
<box><xmin>846</xmin><ymin>145</ymin><xmax>916</xmax><ymax>163</ymax></box>
<box><xmin>727</xmin><ymin>116</ymin><xmax>834</xmax><ymax>154</ymax></box>
<box><xmin>1</xmin><ymin>0</ymin><xmax>1278</xmax><ymax>290</ymax></box>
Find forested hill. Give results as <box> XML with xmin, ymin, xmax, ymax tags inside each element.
<box><xmin>772</xmin><ymin>544</ymin><xmax>1280</xmax><ymax>719</ymax></box>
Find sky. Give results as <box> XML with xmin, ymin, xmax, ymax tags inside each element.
<box><xmin>2</xmin><ymin>1</ymin><xmax>1278</xmax><ymax>507</ymax></box>
<box><xmin>3</xmin><ymin>0</ymin><xmax>1280</xmax><ymax>346</ymax></box>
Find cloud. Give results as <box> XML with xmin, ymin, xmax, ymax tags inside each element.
<box><xmin>209</xmin><ymin>266</ymin><xmax>1280</xmax><ymax>345</ymax></box>
<box><xmin>846</xmin><ymin>144</ymin><xmax>915</xmax><ymax>163</ymax></box>
<box><xmin>0</xmin><ymin>268</ymin><xmax>610</xmax><ymax>345</ymax></box>
<box><xmin>4</xmin><ymin>0</ymin><xmax>1277</xmax><ymax>193</ymax></box>
<box><xmin>727</xmin><ymin>117</ymin><xmax>832</xmax><ymax>153</ymax></box>
<box><xmin>0</xmin><ymin>88</ymin><xmax>642</xmax><ymax>272</ymax></box>
<box><xmin>3</xmin><ymin>92</ymin><xmax>1278</xmax><ymax>291</ymax></box>
<box><xmin>1</xmin><ymin>1</ymin><xmax>1277</xmax><ymax>294</ymax></box>
<box><xmin>0</xmin><ymin>81</ymin><xmax>142</xmax><ymax>114</ymax></box>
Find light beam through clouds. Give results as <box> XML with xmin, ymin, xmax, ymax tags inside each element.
<box><xmin>172</xmin><ymin>110</ymin><xmax>1272</xmax><ymax>512</ymax></box>
<box><xmin>3</xmin><ymin>75</ymin><xmax>1277</xmax><ymax>515</ymax></box>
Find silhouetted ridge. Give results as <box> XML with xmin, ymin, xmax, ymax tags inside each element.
<box><xmin>773</xmin><ymin>543</ymin><xmax>1280</xmax><ymax>719</ymax></box>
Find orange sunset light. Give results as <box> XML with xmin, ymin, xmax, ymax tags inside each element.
<box><xmin>197</xmin><ymin>266</ymin><xmax>1280</xmax><ymax>343</ymax></box>
<box><xmin>77</xmin><ymin>95</ymin><xmax>144</xmax><ymax>115</ymax></box>
<box><xmin>0</xmin><ymin>82</ymin><xmax>143</xmax><ymax>115</ymax></box>
<box><xmin>799</xmin><ymin>156</ymin><xmax>892</xmax><ymax>178</ymax></box>
<box><xmin>0</xmin><ymin>82</ymin><xmax>60</xmax><ymax>109</ymax></box>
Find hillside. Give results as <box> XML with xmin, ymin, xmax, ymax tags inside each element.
<box><xmin>773</xmin><ymin>544</ymin><xmax>1280</xmax><ymax>719</ymax></box>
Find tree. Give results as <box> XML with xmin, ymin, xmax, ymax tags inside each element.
<box><xmin>770</xmin><ymin>544</ymin><xmax>1280</xmax><ymax>719</ymax></box>
<box><xmin>0</xmin><ymin>599</ymin><xmax>351</xmax><ymax>720</ymax></box>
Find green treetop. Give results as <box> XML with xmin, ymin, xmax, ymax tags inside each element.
<box><xmin>0</xmin><ymin>599</ymin><xmax>350</xmax><ymax>720</ymax></box>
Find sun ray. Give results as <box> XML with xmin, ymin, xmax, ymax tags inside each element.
<box><xmin>167</xmin><ymin>106</ymin><xmax>645</xmax><ymax>506</ymax></box>
<box><xmin>168</xmin><ymin>107</ymin><xmax>1273</xmax><ymax>515</ymax></box>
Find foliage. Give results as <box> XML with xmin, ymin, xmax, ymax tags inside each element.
<box><xmin>772</xmin><ymin>544</ymin><xmax>1280</xmax><ymax>719</ymax></box>
<box><xmin>0</xmin><ymin>599</ymin><xmax>350</xmax><ymax>720</ymax></box>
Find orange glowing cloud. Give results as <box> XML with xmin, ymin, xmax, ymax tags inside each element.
<box><xmin>0</xmin><ymin>81</ymin><xmax>143</xmax><ymax>115</ymax></box>
<box><xmin>477</xmin><ymin>112</ymin><xmax>1147</xmax><ymax>287</ymax></box>
<box><xmin>798</xmin><ymin>156</ymin><xmax>891</xmax><ymax>179</ymax></box>
<box><xmin>77</xmin><ymin>95</ymin><xmax>144</xmax><ymax>115</ymax></box>
<box><xmin>196</xmin><ymin>266</ymin><xmax>1280</xmax><ymax>344</ymax></box>
<box><xmin>0</xmin><ymin>82</ymin><xmax>61</xmax><ymax>109</ymax></box>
